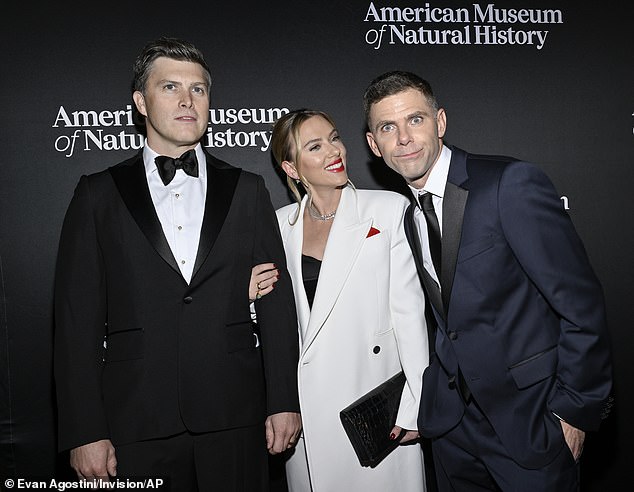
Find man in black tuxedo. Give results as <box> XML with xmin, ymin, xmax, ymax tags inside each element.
<box><xmin>54</xmin><ymin>37</ymin><xmax>301</xmax><ymax>490</ymax></box>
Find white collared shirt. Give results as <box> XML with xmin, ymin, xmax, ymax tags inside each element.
<box><xmin>143</xmin><ymin>142</ymin><xmax>207</xmax><ymax>284</ymax></box>
<box><xmin>408</xmin><ymin>144</ymin><xmax>452</xmax><ymax>286</ymax></box>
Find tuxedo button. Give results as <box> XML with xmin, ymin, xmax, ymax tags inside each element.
<box><xmin>373</xmin><ymin>346</ymin><xmax>381</xmax><ymax>354</ymax></box>
<box><xmin>448</xmin><ymin>330</ymin><xmax>458</xmax><ymax>340</ymax></box>
<box><xmin>183</xmin><ymin>296</ymin><xmax>193</xmax><ymax>304</ymax></box>
<box><xmin>448</xmin><ymin>375</ymin><xmax>457</xmax><ymax>390</ymax></box>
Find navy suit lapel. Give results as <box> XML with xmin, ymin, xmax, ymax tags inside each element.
<box><xmin>109</xmin><ymin>154</ymin><xmax>181</xmax><ymax>276</ymax></box>
<box><xmin>442</xmin><ymin>146</ymin><xmax>470</xmax><ymax>313</ymax></box>
<box><xmin>191</xmin><ymin>153</ymin><xmax>241</xmax><ymax>281</ymax></box>
<box><xmin>441</xmin><ymin>183</ymin><xmax>468</xmax><ymax>312</ymax></box>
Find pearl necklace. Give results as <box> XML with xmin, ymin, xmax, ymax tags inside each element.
<box><xmin>308</xmin><ymin>203</ymin><xmax>336</xmax><ymax>221</ymax></box>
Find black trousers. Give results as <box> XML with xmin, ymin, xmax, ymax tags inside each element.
<box><xmin>432</xmin><ymin>400</ymin><xmax>579</xmax><ymax>492</ymax></box>
<box><xmin>114</xmin><ymin>425</ymin><xmax>269</xmax><ymax>492</ymax></box>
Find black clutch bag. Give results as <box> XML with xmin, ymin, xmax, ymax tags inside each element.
<box><xmin>339</xmin><ymin>371</ymin><xmax>407</xmax><ymax>467</ymax></box>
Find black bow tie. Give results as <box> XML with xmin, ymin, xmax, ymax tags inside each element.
<box><xmin>154</xmin><ymin>149</ymin><xmax>199</xmax><ymax>185</ymax></box>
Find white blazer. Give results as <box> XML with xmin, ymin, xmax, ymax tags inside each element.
<box><xmin>276</xmin><ymin>186</ymin><xmax>428</xmax><ymax>492</ymax></box>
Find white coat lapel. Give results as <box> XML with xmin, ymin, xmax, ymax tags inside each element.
<box><xmin>302</xmin><ymin>187</ymin><xmax>371</xmax><ymax>352</ymax></box>
<box><xmin>280</xmin><ymin>199</ymin><xmax>311</xmax><ymax>348</ymax></box>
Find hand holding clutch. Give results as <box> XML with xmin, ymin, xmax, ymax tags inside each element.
<box><xmin>339</xmin><ymin>371</ymin><xmax>407</xmax><ymax>467</ymax></box>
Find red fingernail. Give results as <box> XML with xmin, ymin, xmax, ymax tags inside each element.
<box><xmin>390</xmin><ymin>433</ymin><xmax>396</xmax><ymax>440</ymax></box>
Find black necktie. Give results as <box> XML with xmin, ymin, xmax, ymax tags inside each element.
<box><xmin>420</xmin><ymin>192</ymin><xmax>442</xmax><ymax>278</ymax></box>
<box><xmin>154</xmin><ymin>149</ymin><xmax>199</xmax><ymax>185</ymax></box>
<box><xmin>419</xmin><ymin>194</ymin><xmax>471</xmax><ymax>403</ymax></box>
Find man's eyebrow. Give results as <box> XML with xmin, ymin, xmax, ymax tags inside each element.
<box><xmin>373</xmin><ymin>119</ymin><xmax>395</xmax><ymax>132</ymax></box>
<box><xmin>156</xmin><ymin>78</ymin><xmax>181</xmax><ymax>86</ymax></box>
<box><xmin>407</xmin><ymin>110</ymin><xmax>428</xmax><ymax>119</ymax></box>
<box><xmin>155</xmin><ymin>79</ymin><xmax>206</xmax><ymax>87</ymax></box>
<box><xmin>374</xmin><ymin>111</ymin><xmax>429</xmax><ymax>131</ymax></box>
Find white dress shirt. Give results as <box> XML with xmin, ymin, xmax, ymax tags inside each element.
<box><xmin>408</xmin><ymin>144</ymin><xmax>452</xmax><ymax>286</ymax></box>
<box><xmin>143</xmin><ymin>142</ymin><xmax>207</xmax><ymax>284</ymax></box>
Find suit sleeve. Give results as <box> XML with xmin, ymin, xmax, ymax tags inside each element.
<box><xmin>54</xmin><ymin>176</ymin><xmax>109</xmax><ymax>451</ymax></box>
<box><xmin>388</xmin><ymin>197</ymin><xmax>429</xmax><ymax>430</ymax></box>
<box><xmin>498</xmin><ymin>161</ymin><xmax>612</xmax><ymax>431</ymax></box>
<box><xmin>250</xmin><ymin>176</ymin><xmax>300</xmax><ymax>415</ymax></box>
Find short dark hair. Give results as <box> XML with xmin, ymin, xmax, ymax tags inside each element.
<box><xmin>132</xmin><ymin>37</ymin><xmax>212</xmax><ymax>95</ymax></box>
<box><xmin>363</xmin><ymin>70</ymin><xmax>438</xmax><ymax>125</ymax></box>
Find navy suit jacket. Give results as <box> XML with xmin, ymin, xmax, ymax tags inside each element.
<box><xmin>405</xmin><ymin>146</ymin><xmax>612</xmax><ymax>469</ymax></box>
<box><xmin>54</xmin><ymin>150</ymin><xmax>300</xmax><ymax>452</ymax></box>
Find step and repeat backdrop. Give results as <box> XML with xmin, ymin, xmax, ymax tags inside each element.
<box><xmin>1</xmin><ymin>1</ymin><xmax>632</xmax><ymax>489</ymax></box>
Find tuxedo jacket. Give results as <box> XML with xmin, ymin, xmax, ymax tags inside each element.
<box><xmin>405</xmin><ymin>145</ymin><xmax>612</xmax><ymax>469</ymax></box>
<box><xmin>54</xmin><ymin>150</ymin><xmax>299</xmax><ymax>452</ymax></box>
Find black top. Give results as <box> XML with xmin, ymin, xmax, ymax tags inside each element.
<box><xmin>301</xmin><ymin>254</ymin><xmax>322</xmax><ymax>309</ymax></box>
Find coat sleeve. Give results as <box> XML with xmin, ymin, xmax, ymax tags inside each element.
<box><xmin>499</xmin><ymin>161</ymin><xmax>612</xmax><ymax>431</ymax></box>
<box><xmin>54</xmin><ymin>175</ymin><xmax>109</xmax><ymax>451</ymax></box>
<box><xmin>250</xmin><ymin>176</ymin><xmax>300</xmax><ymax>415</ymax></box>
<box><xmin>387</xmin><ymin>196</ymin><xmax>429</xmax><ymax>430</ymax></box>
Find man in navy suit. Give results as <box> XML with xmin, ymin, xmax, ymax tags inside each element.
<box><xmin>364</xmin><ymin>70</ymin><xmax>612</xmax><ymax>491</ymax></box>
<box><xmin>54</xmin><ymin>37</ymin><xmax>301</xmax><ymax>490</ymax></box>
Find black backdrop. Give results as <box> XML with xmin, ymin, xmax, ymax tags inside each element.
<box><xmin>1</xmin><ymin>2</ymin><xmax>632</xmax><ymax>489</ymax></box>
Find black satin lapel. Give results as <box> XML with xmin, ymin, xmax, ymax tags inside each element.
<box><xmin>109</xmin><ymin>160</ymin><xmax>181</xmax><ymax>275</ymax></box>
<box><xmin>191</xmin><ymin>163</ymin><xmax>241</xmax><ymax>280</ymax></box>
<box><xmin>404</xmin><ymin>203</ymin><xmax>444</xmax><ymax>318</ymax></box>
<box><xmin>441</xmin><ymin>182</ymin><xmax>468</xmax><ymax>312</ymax></box>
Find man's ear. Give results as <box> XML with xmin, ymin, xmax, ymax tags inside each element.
<box><xmin>436</xmin><ymin>108</ymin><xmax>447</xmax><ymax>139</ymax></box>
<box><xmin>366</xmin><ymin>132</ymin><xmax>382</xmax><ymax>158</ymax></box>
<box><xmin>133</xmin><ymin>91</ymin><xmax>147</xmax><ymax>117</ymax></box>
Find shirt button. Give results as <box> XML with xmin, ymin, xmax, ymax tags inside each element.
<box><xmin>178</xmin><ymin>226</ymin><xmax>183</xmax><ymax>230</ymax></box>
<box><xmin>181</xmin><ymin>260</ymin><xmax>186</xmax><ymax>265</ymax></box>
<box><xmin>175</xmin><ymin>193</ymin><xmax>180</xmax><ymax>198</ymax></box>
<box><xmin>373</xmin><ymin>346</ymin><xmax>381</xmax><ymax>354</ymax></box>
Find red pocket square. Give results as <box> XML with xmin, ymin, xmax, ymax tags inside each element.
<box><xmin>366</xmin><ymin>227</ymin><xmax>380</xmax><ymax>238</ymax></box>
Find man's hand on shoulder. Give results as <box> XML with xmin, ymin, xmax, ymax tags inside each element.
<box><xmin>70</xmin><ymin>439</ymin><xmax>117</xmax><ymax>480</ymax></box>
<box><xmin>265</xmin><ymin>412</ymin><xmax>302</xmax><ymax>454</ymax></box>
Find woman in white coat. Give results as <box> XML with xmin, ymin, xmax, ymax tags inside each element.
<box><xmin>252</xmin><ymin>109</ymin><xmax>428</xmax><ymax>491</ymax></box>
